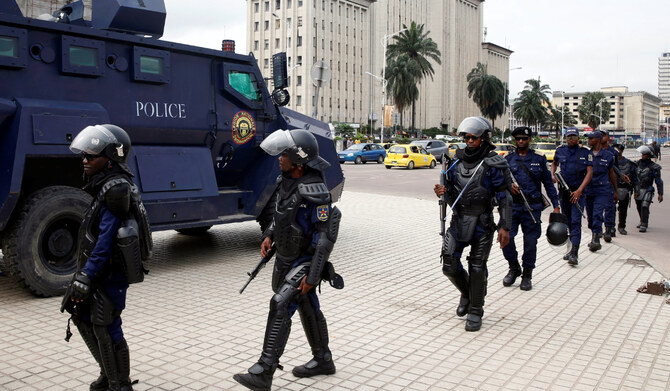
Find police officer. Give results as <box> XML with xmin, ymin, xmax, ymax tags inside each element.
<box><xmin>551</xmin><ymin>128</ymin><xmax>593</xmax><ymax>265</ymax></box>
<box><xmin>613</xmin><ymin>144</ymin><xmax>636</xmax><ymax>235</ymax></box>
<box><xmin>585</xmin><ymin>131</ymin><xmax>618</xmax><ymax>251</ymax></box>
<box><xmin>234</xmin><ymin>129</ymin><xmax>341</xmax><ymax>391</ymax></box>
<box><xmin>63</xmin><ymin>124</ymin><xmax>152</xmax><ymax>391</ymax></box>
<box><xmin>634</xmin><ymin>146</ymin><xmax>664</xmax><ymax>232</ymax></box>
<box><xmin>600</xmin><ymin>130</ymin><xmax>620</xmax><ymax>241</ymax></box>
<box><xmin>501</xmin><ymin>127</ymin><xmax>560</xmax><ymax>291</ymax></box>
<box><xmin>434</xmin><ymin>116</ymin><xmax>512</xmax><ymax>332</ymax></box>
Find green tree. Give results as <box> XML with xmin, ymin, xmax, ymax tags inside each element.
<box><xmin>334</xmin><ymin>122</ymin><xmax>355</xmax><ymax>139</ymax></box>
<box><xmin>513</xmin><ymin>77</ymin><xmax>551</xmax><ymax>128</ymax></box>
<box><xmin>385</xmin><ymin>55</ymin><xmax>420</xmax><ymax>130</ymax></box>
<box><xmin>466</xmin><ymin>62</ymin><xmax>507</xmax><ymax>131</ymax></box>
<box><xmin>577</xmin><ymin>92</ymin><xmax>612</xmax><ymax>129</ymax></box>
<box><xmin>385</xmin><ymin>21</ymin><xmax>441</xmax><ymax>131</ymax></box>
<box><xmin>545</xmin><ymin>105</ymin><xmax>577</xmax><ymax>138</ymax></box>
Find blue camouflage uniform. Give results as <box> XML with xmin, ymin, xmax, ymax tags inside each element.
<box><xmin>585</xmin><ymin>148</ymin><xmax>615</xmax><ymax>235</ymax></box>
<box><xmin>554</xmin><ymin>144</ymin><xmax>592</xmax><ymax>246</ymax></box>
<box><xmin>503</xmin><ymin>150</ymin><xmax>560</xmax><ymax>270</ymax></box>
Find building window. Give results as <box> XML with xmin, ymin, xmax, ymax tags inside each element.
<box><xmin>265</xmin><ymin>2</ymin><xmax>269</xmax><ymax>11</ymax></box>
<box><xmin>297</xmin><ymin>95</ymin><xmax>302</xmax><ymax>106</ymax></box>
<box><xmin>254</xmin><ymin>40</ymin><xmax>259</xmax><ymax>50</ymax></box>
<box><xmin>264</xmin><ymin>20</ymin><xmax>269</xmax><ymax>30</ymax></box>
<box><xmin>297</xmin><ymin>36</ymin><xmax>302</xmax><ymax>46</ymax></box>
<box><xmin>254</xmin><ymin>22</ymin><xmax>259</xmax><ymax>32</ymax></box>
<box><xmin>275</xmin><ymin>0</ymin><xmax>280</xmax><ymax>10</ymax></box>
<box><xmin>287</xmin><ymin>0</ymin><xmax>291</xmax><ymax>8</ymax></box>
<box><xmin>275</xmin><ymin>19</ymin><xmax>281</xmax><ymax>29</ymax></box>
<box><xmin>264</xmin><ymin>58</ymin><xmax>269</xmax><ymax>68</ymax></box>
<box><xmin>255</xmin><ymin>3</ymin><xmax>259</xmax><ymax>13</ymax></box>
<box><xmin>298</xmin><ymin>16</ymin><xmax>303</xmax><ymax>27</ymax></box>
<box><xmin>297</xmin><ymin>76</ymin><xmax>302</xmax><ymax>86</ymax></box>
<box><xmin>275</xmin><ymin>38</ymin><xmax>280</xmax><ymax>48</ymax></box>
<box><xmin>297</xmin><ymin>55</ymin><xmax>302</xmax><ymax>65</ymax></box>
<box><xmin>264</xmin><ymin>39</ymin><xmax>269</xmax><ymax>49</ymax></box>
<box><xmin>298</xmin><ymin>0</ymin><xmax>302</xmax><ymax>7</ymax></box>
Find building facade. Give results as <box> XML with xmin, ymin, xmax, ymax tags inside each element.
<box><xmin>551</xmin><ymin>87</ymin><xmax>661</xmax><ymax>139</ymax></box>
<box><xmin>247</xmin><ymin>0</ymin><xmax>376</xmax><ymax>126</ymax></box>
<box><xmin>247</xmin><ymin>0</ymin><xmax>511</xmax><ymax>135</ymax></box>
<box><xmin>659</xmin><ymin>52</ymin><xmax>670</xmax><ymax>105</ymax></box>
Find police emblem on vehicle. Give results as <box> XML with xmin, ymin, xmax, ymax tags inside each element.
<box><xmin>317</xmin><ymin>205</ymin><xmax>329</xmax><ymax>221</ymax></box>
<box><xmin>232</xmin><ymin>111</ymin><xmax>256</xmax><ymax>144</ymax></box>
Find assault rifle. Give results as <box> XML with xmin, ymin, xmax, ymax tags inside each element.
<box><xmin>439</xmin><ymin>154</ymin><xmax>448</xmax><ymax>236</ymax></box>
<box><xmin>509</xmin><ymin>171</ymin><xmax>538</xmax><ymax>224</ymax></box>
<box><xmin>239</xmin><ymin>243</ymin><xmax>276</xmax><ymax>294</ymax></box>
<box><xmin>555</xmin><ymin>172</ymin><xmax>585</xmax><ymax>217</ymax></box>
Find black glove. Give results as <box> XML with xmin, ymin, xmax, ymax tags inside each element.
<box><xmin>71</xmin><ymin>272</ymin><xmax>91</xmax><ymax>301</ymax></box>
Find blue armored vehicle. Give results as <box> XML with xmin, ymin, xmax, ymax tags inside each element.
<box><xmin>0</xmin><ymin>0</ymin><xmax>344</xmax><ymax>296</ymax></box>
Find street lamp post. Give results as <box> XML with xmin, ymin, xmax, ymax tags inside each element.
<box><xmin>366</xmin><ymin>71</ymin><xmax>388</xmax><ymax>143</ymax></box>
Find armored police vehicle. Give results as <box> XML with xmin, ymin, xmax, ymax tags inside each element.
<box><xmin>0</xmin><ymin>0</ymin><xmax>344</xmax><ymax>296</ymax></box>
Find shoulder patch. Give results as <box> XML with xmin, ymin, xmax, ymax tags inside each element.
<box><xmin>316</xmin><ymin>205</ymin><xmax>329</xmax><ymax>221</ymax></box>
<box><xmin>588</xmin><ymin>154</ymin><xmax>594</xmax><ymax>162</ymax></box>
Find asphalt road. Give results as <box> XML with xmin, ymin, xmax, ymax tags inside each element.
<box><xmin>340</xmin><ymin>150</ymin><xmax>670</xmax><ymax>278</ymax></box>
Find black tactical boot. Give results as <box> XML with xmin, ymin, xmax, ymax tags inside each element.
<box><xmin>90</xmin><ymin>373</ymin><xmax>107</xmax><ymax>391</ymax></box>
<box><xmin>639</xmin><ymin>224</ymin><xmax>647</xmax><ymax>233</ymax></box>
<box><xmin>610</xmin><ymin>226</ymin><xmax>616</xmax><ymax>238</ymax></box>
<box><xmin>465</xmin><ymin>307</ymin><xmax>483</xmax><ymax>332</ymax></box>
<box><xmin>588</xmin><ymin>233</ymin><xmax>602</xmax><ymax>252</ymax></box>
<box><xmin>234</xmin><ymin>362</ymin><xmax>276</xmax><ymax>391</ymax></box>
<box><xmin>502</xmin><ymin>260</ymin><xmax>521</xmax><ymax>287</ymax></box>
<box><xmin>603</xmin><ymin>228</ymin><xmax>612</xmax><ymax>243</ymax></box>
<box><xmin>292</xmin><ymin>356</ymin><xmax>336</xmax><ymax>378</ymax></box>
<box><xmin>567</xmin><ymin>245</ymin><xmax>579</xmax><ymax>266</ymax></box>
<box><xmin>618</xmin><ymin>226</ymin><xmax>627</xmax><ymax>235</ymax></box>
<box><xmin>519</xmin><ymin>268</ymin><xmax>533</xmax><ymax>291</ymax></box>
<box><xmin>444</xmin><ymin>266</ymin><xmax>470</xmax><ymax>317</ymax></box>
<box><xmin>114</xmin><ymin>339</ymin><xmax>133</xmax><ymax>391</ymax></box>
<box><xmin>562</xmin><ymin>250</ymin><xmax>571</xmax><ymax>261</ymax></box>
<box><xmin>465</xmin><ymin>257</ymin><xmax>486</xmax><ymax>332</ymax></box>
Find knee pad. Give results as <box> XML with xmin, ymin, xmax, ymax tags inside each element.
<box><xmin>90</xmin><ymin>290</ymin><xmax>117</xmax><ymax>326</ymax></box>
<box><xmin>441</xmin><ymin>254</ymin><xmax>460</xmax><ymax>277</ymax></box>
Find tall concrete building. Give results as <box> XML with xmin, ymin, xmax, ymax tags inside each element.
<box><xmin>659</xmin><ymin>52</ymin><xmax>670</xmax><ymax>105</ymax></box>
<box><xmin>248</xmin><ymin>0</ymin><xmax>511</xmax><ymax>134</ymax></box>
<box><xmin>247</xmin><ymin>0</ymin><xmax>376</xmax><ymax>126</ymax></box>
<box><xmin>551</xmin><ymin>87</ymin><xmax>661</xmax><ymax>139</ymax></box>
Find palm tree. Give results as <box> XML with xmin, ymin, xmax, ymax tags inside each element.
<box><xmin>577</xmin><ymin>92</ymin><xmax>612</xmax><ymax>129</ymax></box>
<box><xmin>385</xmin><ymin>55</ymin><xmax>420</xmax><ymax>130</ymax></box>
<box><xmin>385</xmin><ymin>22</ymin><xmax>441</xmax><ymax>131</ymax></box>
<box><xmin>513</xmin><ymin>77</ymin><xmax>551</xmax><ymax>128</ymax></box>
<box><xmin>466</xmin><ymin>62</ymin><xmax>507</xmax><ymax>131</ymax></box>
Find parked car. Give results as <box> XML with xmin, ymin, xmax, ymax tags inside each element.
<box><xmin>446</xmin><ymin>142</ymin><xmax>466</xmax><ymax>158</ymax></box>
<box><xmin>494</xmin><ymin>143</ymin><xmax>515</xmax><ymax>157</ymax></box>
<box><xmin>384</xmin><ymin>144</ymin><xmax>437</xmax><ymax>169</ymax></box>
<box><xmin>532</xmin><ymin>143</ymin><xmax>558</xmax><ymax>161</ymax></box>
<box><xmin>338</xmin><ymin>143</ymin><xmax>386</xmax><ymax>164</ymax></box>
<box><xmin>410</xmin><ymin>139</ymin><xmax>450</xmax><ymax>162</ymax></box>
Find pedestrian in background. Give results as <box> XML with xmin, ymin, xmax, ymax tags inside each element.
<box><xmin>634</xmin><ymin>146</ymin><xmax>664</xmax><ymax>232</ymax></box>
<box><xmin>501</xmin><ymin>127</ymin><xmax>560</xmax><ymax>291</ymax></box>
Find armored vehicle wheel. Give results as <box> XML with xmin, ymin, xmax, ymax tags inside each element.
<box><xmin>176</xmin><ymin>226</ymin><xmax>212</xmax><ymax>235</ymax></box>
<box><xmin>3</xmin><ymin>186</ymin><xmax>91</xmax><ymax>297</ymax></box>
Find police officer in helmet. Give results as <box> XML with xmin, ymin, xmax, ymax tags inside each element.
<box><xmin>501</xmin><ymin>127</ymin><xmax>560</xmax><ymax>291</ymax></box>
<box><xmin>634</xmin><ymin>146</ymin><xmax>664</xmax><ymax>232</ymax></box>
<box><xmin>612</xmin><ymin>144</ymin><xmax>636</xmax><ymax>235</ymax></box>
<box><xmin>434</xmin><ymin>116</ymin><xmax>513</xmax><ymax>332</ymax></box>
<box><xmin>584</xmin><ymin>131</ymin><xmax>618</xmax><ymax>252</ymax></box>
<box><xmin>62</xmin><ymin>124</ymin><xmax>152</xmax><ymax>391</ymax></box>
<box><xmin>234</xmin><ymin>129</ymin><xmax>341</xmax><ymax>391</ymax></box>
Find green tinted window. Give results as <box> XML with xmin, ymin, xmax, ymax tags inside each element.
<box><xmin>0</xmin><ymin>36</ymin><xmax>18</xmax><ymax>58</ymax></box>
<box><xmin>229</xmin><ymin>71</ymin><xmax>261</xmax><ymax>101</ymax></box>
<box><xmin>70</xmin><ymin>45</ymin><xmax>97</xmax><ymax>67</ymax></box>
<box><xmin>140</xmin><ymin>55</ymin><xmax>163</xmax><ymax>75</ymax></box>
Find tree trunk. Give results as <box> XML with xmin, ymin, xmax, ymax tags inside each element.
<box><xmin>411</xmin><ymin>101</ymin><xmax>416</xmax><ymax>133</ymax></box>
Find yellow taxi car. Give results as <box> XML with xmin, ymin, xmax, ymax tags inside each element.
<box><xmin>494</xmin><ymin>143</ymin><xmax>514</xmax><ymax>157</ymax></box>
<box><xmin>384</xmin><ymin>144</ymin><xmax>437</xmax><ymax>169</ymax></box>
<box><xmin>446</xmin><ymin>142</ymin><xmax>466</xmax><ymax>158</ymax></box>
<box><xmin>532</xmin><ymin>142</ymin><xmax>558</xmax><ymax>161</ymax></box>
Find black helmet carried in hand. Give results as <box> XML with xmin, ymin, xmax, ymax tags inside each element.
<box><xmin>260</xmin><ymin>128</ymin><xmax>331</xmax><ymax>171</ymax></box>
<box><xmin>70</xmin><ymin>124</ymin><xmax>131</xmax><ymax>163</ymax></box>
<box><xmin>546</xmin><ymin>212</ymin><xmax>569</xmax><ymax>246</ymax></box>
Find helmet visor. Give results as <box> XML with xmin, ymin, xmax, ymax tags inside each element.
<box><xmin>457</xmin><ymin>117</ymin><xmax>491</xmax><ymax>137</ymax></box>
<box><xmin>260</xmin><ymin>129</ymin><xmax>296</xmax><ymax>156</ymax></box>
<box><xmin>69</xmin><ymin>125</ymin><xmax>117</xmax><ymax>155</ymax></box>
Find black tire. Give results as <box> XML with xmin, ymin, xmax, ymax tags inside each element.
<box><xmin>176</xmin><ymin>226</ymin><xmax>213</xmax><ymax>235</ymax></box>
<box><xmin>429</xmin><ymin>160</ymin><xmax>436</xmax><ymax>169</ymax></box>
<box><xmin>385</xmin><ymin>165</ymin><xmax>392</xmax><ymax>169</ymax></box>
<box><xmin>407</xmin><ymin>161</ymin><xmax>415</xmax><ymax>170</ymax></box>
<box><xmin>377</xmin><ymin>155</ymin><xmax>384</xmax><ymax>164</ymax></box>
<box><xmin>2</xmin><ymin>186</ymin><xmax>91</xmax><ymax>297</ymax></box>
<box><xmin>354</xmin><ymin>156</ymin><xmax>362</xmax><ymax>164</ymax></box>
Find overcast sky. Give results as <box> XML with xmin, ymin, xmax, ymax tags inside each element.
<box><xmin>161</xmin><ymin>0</ymin><xmax>670</xmax><ymax>99</ymax></box>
